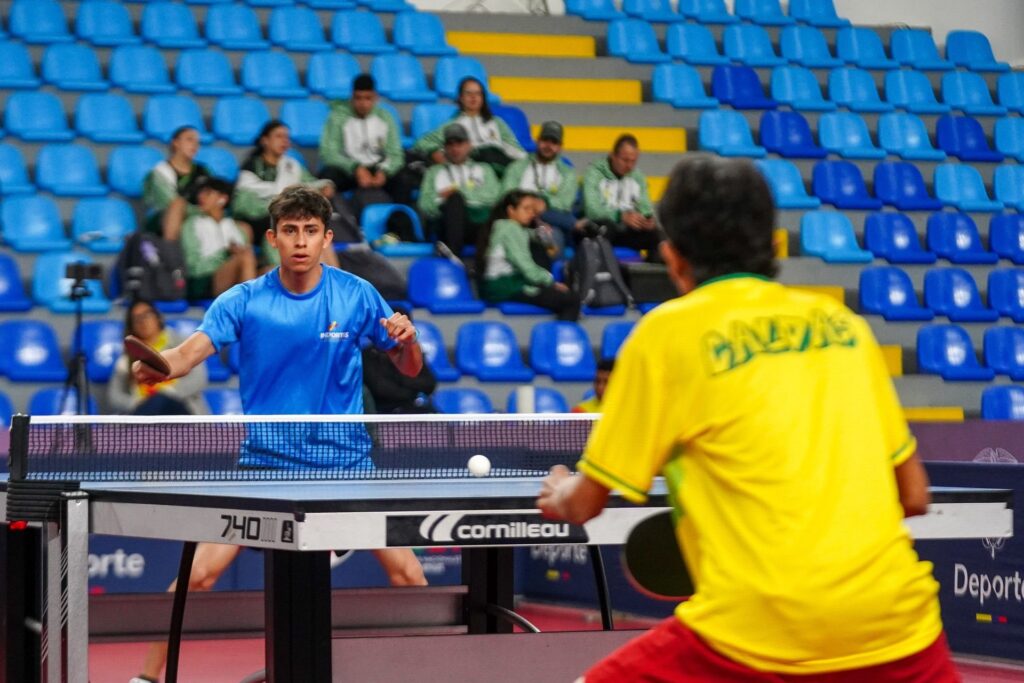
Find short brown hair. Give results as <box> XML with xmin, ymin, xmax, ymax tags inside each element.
<box><xmin>268</xmin><ymin>185</ymin><xmax>332</xmax><ymax>232</ymax></box>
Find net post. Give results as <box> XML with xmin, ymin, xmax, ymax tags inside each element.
<box><xmin>8</xmin><ymin>414</ymin><xmax>30</xmax><ymax>482</ymax></box>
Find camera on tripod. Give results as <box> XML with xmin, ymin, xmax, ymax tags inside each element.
<box><xmin>65</xmin><ymin>262</ymin><xmax>103</xmax><ymax>282</ymax></box>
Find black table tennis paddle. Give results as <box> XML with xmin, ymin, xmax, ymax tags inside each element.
<box><xmin>621</xmin><ymin>510</ymin><xmax>695</xmax><ymax>601</ymax></box>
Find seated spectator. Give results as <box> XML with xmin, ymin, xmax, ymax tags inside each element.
<box><xmin>107</xmin><ymin>299</ymin><xmax>208</xmax><ymax>415</ymax></box>
<box><xmin>142</xmin><ymin>126</ymin><xmax>212</xmax><ymax>239</ymax></box>
<box><xmin>233</xmin><ymin>120</ymin><xmax>339</xmax><ymax>269</ymax></box>
<box><xmin>363</xmin><ymin>307</ymin><xmax>437</xmax><ymax>414</ymax></box>
<box><xmin>571</xmin><ymin>358</ymin><xmax>614</xmax><ymax>413</ymax></box>
<box><xmin>418</xmin><ymin>123</ymin><xmax>501</xmax><ymax>262</ymax></box>
<box><xmin>502</xmin><ymin>120</ymin><xmax>583</xmax><ymax>251</ymax></box>
<box><xmin>477</xmin><ymin>190</ymin><xmax>581</xmax><ymax>321</ymax></box>
<box><xmin>170</xmin><ymin>177</ymin><xmax>257</xmax><ymax>300</ymax></box>
<box><xmin>582</xmin><ymin>134</ymin><xmax>662</xmax><ymax>257</ymax></box>
<box><xmin>413</xmin><ymin>77</ymin><xmax>525</xmax><ymax>174</ymax></box>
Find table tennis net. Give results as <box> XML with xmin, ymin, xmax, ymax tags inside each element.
<box><xmin>10</xmin><ymin>414</ymin><xmax>598</xmax><ymax>482</ymax></box>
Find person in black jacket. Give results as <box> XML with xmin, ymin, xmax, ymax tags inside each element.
<box><xmin>362</xmin><ymin>307</ymin><xmax>437</xmax><ymax>413</ymax></box>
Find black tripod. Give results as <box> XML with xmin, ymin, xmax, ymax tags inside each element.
<box><xmin>61</xmin><ymin>274</ymin><xmax>92</xmax><ymax>416</ymax></box>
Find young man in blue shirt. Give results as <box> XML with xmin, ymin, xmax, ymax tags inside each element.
<box><xmin>130</xmin><ymin>185</ymin><xmax>426</xmax><ymax>683</ymax></box>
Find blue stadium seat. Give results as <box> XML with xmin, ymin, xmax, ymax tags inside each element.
<box><xmin>204</xmin><ymin>388</ymin><xmax>243</xmax><ymax>415</ymax></box>
<box><xmin>564</xmin><ymin>0</ymin><xmax>625</xmax><ymax>21</ymax></box>
<box><xmin>771</xmin><ymin>65</ymin><xmax>837</xmax><ymax>111</ymax></box>
<box><xmin>608</xmin><ymin>19</ymin><xmax>671</xmax><ymax>64</ymax></box>
<box><xmin>530</xmin><ymin>322</ymin><xmax>597</xmax><ymax>381</ymax></box>
<box><xmin>873</xmin><ymin>161</ymin><xmax>943</xmax><ymax>210</ymax></box>
<box><xmin>194</xmin><ymin>148</ymin><xmax>240</xmax><ymax>183</ymax></box>
<box><xmin>455</xmin><ymin>321</ymin><xmax>534</xmax><ymax>382</ymax></box>
<box><xmin>80</xmin><ymin>319</ymin><xmax>125</xmax><ymax>383</ymax></box>
<box><xmin>997</xmin><ymin>72</ymin><xmax>1024</xmax><ymax>114</ymax></box>
<box><xmin>109</xmin><ymin>45</ymin><xmax>176</xmax><ymax>94</ymax></box>
<box><xmin>983</xmin><ymin>327</ymin><xmax>1024</xmax><ymax>380</ymax></box>
<box><xmin>205</xmin><ymin>4</ymin><xmax>268</xmax><ymax>50</ymax></box>
<box><xmin>33</xmin><ymin>252</ymin><xmax>112</xmax><ymax>314</ymax></box>
<box><xmin>434</xmin><ymin>56</ymin><xmax>491</xmax><ymax>101</ymax></box>
<box><xmin>877</xmin><ymin>113</ymin><xmax>946</xmax><ymax>161</ymax></box>
<box><xmin>212</xmin><ymin>96</ymin><xmax>271</xmax><ymax>146</ymax></box>
<box><xmin>758</xmin><ymin>110</ymin><xmax>826</xmax><ymax>158</ymax></box>
<box><xmin>5</xmin><ymin>92</ymin><xmax>74</xmax><ymax>142</ymax></box>
<box><xmin>981</xmin><ymin>386</ymin><xmax>1024</xmax><ymax>420</ymax></box>
<box><xmin>863</xmin><ymin>212</ymin><xmax>936</xmax><ymax>264</ymax></box>
<box><xmin>935</xmin><ymin>115</ymin><xmax>1004</xmax><ymax>162</ymax></box>
<box><xmin>653</xmin><ymin>65</ymin><xmax>718</xmax><ymax>109</ymax></box>
<box><xmin>858</xmin><ymin>266</ymin><xmax>933</xmax><ymax>321</ymax></box>
<box><xmin>415</xmin><ymin>320</ymin><xmax>460</xmax><ymax>382</ymax></box>
<box><xmin>165</xmin><ymin>318</ymin><xmax>230</xmax><ymax>381</ymax></box>
<box><xmin>357</xmin><ymin>0</ymin><xmax>414</xmax><ymax>13</ymax></box>
<box><xmin>924</xmin><ymin>268</ymin><xmax>998</xmax><ymax>322</ymax></box>
<box><xmin>812</xmin><ymin>161</ymin><xmax>882</xmax><ymax>209</ymax></box>
<box><xmin>941</xmin><ymin>72</ymin><xmax>1008</xmax><ymax>116</ymax></box>
<box><xmin>988</xmin><ymin>269</ymin><xmax>1024</xmax><ymax>322</ymax></box>
<box><xmin>371</xmin><ymin>54</ymin><xmax>436</xmax><ymax>102</ymax></box>
<box><xmin>818</xmin><ymin>112</ymin><xmax>886</xmax><ymax>159</ymax></box>
<box><xmin>884</xmin><ymin>70</ymin><xmax>950</xmax><ymax>114</ymax></box>
<box><xmin>9</xmin><ymin>0</ymin><xmax>72</xmax><ymax>44</ymax></box>
<box><xmin>108</xmin><ymin>146</ymin><xmax>164</xmax><ymax>198</ymax></box>
<box><xmin>666</xmin><ymin>23</ymin><xmax>728</xmax><ymax>65</ymax></box>
<box><xmin>433</xmin><ymin>388</ymin><xmax>493</xmax><ymax>414</ymax></box>
<box><xmin>0</xmin><ymin>393</ymin><xmax>12</xmax><ymax>426</ymax></box>
<box><xmin>411</xmin><ymin>103</ymin><xmax>458</xmax><ymax>141</ymax></box>
<box><xmin>506</xmin><ymin>387</ymin><xmax>569</xmax><ymax>414</ymax></box>
<box><xmin>623</xmin><ymin>0</ymin><xmax>681</xmax><ymax>22</ymax></box>
<box><xmin>281</xmin><ymin>100</ymin><xmax>330</xmax><ymax>148</ymax></box>
<box><xmin>724</xmin><ymin>25</ymin><xmax>785</xmax><ymax>67</ymax></box>
<box><xmin>0</xmin><ymin>41</ymin><xmax>40</xmax><ymax>89</ymax></box>
<box><xmin>0</xmin><ymin>144</ymin><xmax>34</xmax><ymax>195</ymax></box>
<box><xmin>75</xmin><ymin>94</ymin><xmax>145</xmax><ymax>144</ymax></box>
<box><xmin>934</xmin><ymin>164</ymin><xmax>1003</xmax><ymax>212</ymax></box>
<box><xmin>600</xmin><ymin>321</ymin><xmax>635</xmax><ymax>359</ymax></box>
<box><xmin>995</xmin><ymin>117</ymin><xmax>1024</xmax><ymax>161</ymax></box>
<box><xmin>678</xmin><ymin>0</ymin><xmax>737</xmax><ymax>23</ymax></box>
<box><xmin>307</xmin><ymin>52</ymin><xmax>361</xmax><ymax>101</ymax></box>
<box><xmin>699</xmin><ymin>110</ymin><xmax>766</xmax><ymax>157</ymax></box>
<box><xmin>754</xmin><ymin>159</ymin><xmax>821</xmax><ymax>208</ymax></box>
<box><xmin>331</xmin><ymin>11</ymin><xmax>396</xmax><ymax>54</ymax></box>
<box><xmin>141</xmin><ymin>2</ymin><xmax>204</xmax><ymax>48</ymax></box>
<box><xmin>176</xmin><ymin>49</ymin><xmax>242</xmax><ymax>96</ymax></box>
<box><xmin>408</xmin><ymin>258</ymin><xmax>485</xmax><ymax>314</ymax></box>
<box><xmin>72</xmin><ymin>198</ymin><xmax>136</xmax><ymax>254</ymax></box>
<box><xmin>36</xmin><ymin>145</ymin><xmax>107</xmax><ymax>197</ymax></box>
<box><xmin>946</xmin><ymin>30</ymin><xmax>1009</xmax><ymax>72</ymax></box>
<box><xmin>393</xmin><ymin>12</ymin><xmax>456</xmax><ymax>56</ymax></box>
<box><xmin>269</xmin><ymin>6</ymin><xmax>330</xmax><ymax>52</ymax></box>
<box><xmin>780</xmin><ymin>26</ymin><xmax>842</xmax><ymax>68</ymax></box>
<box><xmin>75</xmin><ymin>1</ymin><xmax>139</xmax><ymax>47</ymax></box>
<box><xmin>828</xmin><ymin>67</ymin><xmax>893</xmax><ymax>113</ymax></box>
<box><xmin>788</xmin><ymin>0</ymin><xmax>849</xmax><ymax>27</ymax></box>
<box><xmin>1</xmin><ymin>195</ymin><xmax>71</xmax><ymax>252</ymax></box>
<box><xmin>241</xmin><ymin>52</ymin><xmax>307</xmax><ymax>99</ymax></box>
<box><xmin>361</xmin><ymin>204</ymin><xmax>432</xmax><ymax>256</ymax></box>
<box><xmin>28</xmin><ymin>388</ymin><xmax>98</xmax><ymax>416</ymax></box>
<box><xmin>492</xmin><ymin>105</ymin><xmax>537</xmax><ymax>153</ymax></box>
<box><xmin>917</xmin><ymin>324</ymin><xmax>994</xmax><ymax>381</ymax></box>
<box><xmin>800</xmin><ymin>211</ymin><xmax>873</xmax><ymax>263</ymax></box>
<box><xmin>835</xmin><ymin>27</ymin><xmax>895</xmax><ymax>68</ymax></box>
<box><xmin>711</xmin><ymin>65</ymin><xmax>777</xmax><ymax>109</ymax></box>
<box><xmin>926</xmin><ymin>212</ymin><xmax>999</xmax><ymax>264</ymax></box>
<box><xmin>996</xmin><ymin>165</ymin><xmax>1024</xmax><ymax>211</ymax></box>
<box><xmin>143</xmin><ymin>95</ymin><xmax>213</xmax><ymax>143</ymax></box>
<box><xmin>0</xmin><ymin>321</ymin><xmax>65</xmax><ymax>381</ymax></box>
<box><xmin>0</xmin><ymin>253</ymin><xmax>33</xmax><ymax>312</ymax></box>
<box><xmin>734</xmin><ymin>0</ymin><xmax>794</xmax><ymax>25</ymax></box>
<box><xmin>990</xmin><ymin>214</ymin><xmax>1024</xmax><ymax>264</ymax></box>
<box><xmin>307</xmin><ymin>0</ymin><xmax>358</xmax><ymax>7</ymax></box>
<box><xmin>890</xmin><ymin>29</ymin><xmax>954</xmax><ymax>71</ymax></box>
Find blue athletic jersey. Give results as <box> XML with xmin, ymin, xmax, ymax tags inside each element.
<box><xmin>198</xmin><ymin>266</ymin><xmax>396</xmax><ymax>468</ymax></box>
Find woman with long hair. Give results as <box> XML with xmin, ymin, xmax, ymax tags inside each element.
<box><xmin>142</xmin><ymin>126</ymin><xmax>212</xmax><ymax>239</ymax></box>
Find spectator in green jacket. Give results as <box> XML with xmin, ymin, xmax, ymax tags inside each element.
<box><xmin>582</xmin><ymin>134</ymin><xmax>662</xmax><ymax>257</ymax></box>
<box><xmin>142</xmin><ymin>126</ymin><xmax>212</xmax><ymax>239</ymax></box>
<box><xmin>413</xmin><ymin>77</ymin><xmax>525</xmax><ymax>175</ymax></box>
<box><xmin>418</xmin><ymin>123</ymin><xmax>501</xmax><ymax>263</ymax></box>
<box><xmin>477</xmin><ymin>190</ymin><xmax>580</xmax><ymax>321</ymax></box>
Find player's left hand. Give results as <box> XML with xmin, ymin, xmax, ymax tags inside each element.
<box><xmin>537</xmin><ymin>464</ymin><xmax>572</xmax><ymax>519</ymax></box>
<box><xmin>381</xmin><ymin>313</ymin><xmax>417</xmax><ymax>346</ymax></box>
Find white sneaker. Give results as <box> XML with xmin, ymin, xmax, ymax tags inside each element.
<box><xmin>129</xmin><ymin>677</ymin><xmax>158</xmax><ymax>683</ymax></box>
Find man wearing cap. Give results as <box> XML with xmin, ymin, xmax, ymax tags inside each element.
<box><xmin>417</xmin><ymin>123</ymin><xmax>501</xmax><ymax>262</ymax></box>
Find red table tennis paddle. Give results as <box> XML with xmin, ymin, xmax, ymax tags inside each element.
<box><xmin>622</xmin><ymin>510</ymin><xmax>695</xmax><ymax>601</ymax></box>
<box><xmin>124</xmin><ymin>334</ymin><xmax>171</xmax><ymax>379</ymax></box>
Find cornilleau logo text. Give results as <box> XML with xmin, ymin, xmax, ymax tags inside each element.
<box><xmin>386</xmin><ymin>513</ymin><xmax>589</xmax><ymax>546</ymax></box>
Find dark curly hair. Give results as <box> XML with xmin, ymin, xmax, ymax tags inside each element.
<box><xmin>657</xmin><ymin>154</ymin><xmax>777</xmax><ymax>285</ymax></box>
<box><xmin>268</xmin><ymin>185</ymin><xmax>332</xmax><ymax>233</ymax></box>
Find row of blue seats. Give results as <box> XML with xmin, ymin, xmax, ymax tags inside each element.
<box><xmin>570</xmin><ymin>0</ymin><xmax>849</xmax><ymax>29</ymax></box>
<box><xmin>610</xmin><ymin>21</ymin><xmax>1008</xmax><ymax>74</ymax></box>
<box><xmin>918</xmin><ymin>324</ymin><xmax>1024</xmax><ymax>382</ymax></box>
<box><xmin>756</xmin><ymin>159</ymin><xmax>1024</xmax><ymax>212</ymax></box>
<box><xmin>859</xmin><ymin>266</ymin><xmax>1023</xmax><ymax>323</ymax></box>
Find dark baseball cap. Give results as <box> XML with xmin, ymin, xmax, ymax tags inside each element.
<box><xmin>443</xmin><ymin>123</ymin><xmax>470</xmax><ymax>143</ymax></box>
<box><xmin>539</xmin><ymin>121</ymin><xmax>563</xmax><ymax>143</ymax></box>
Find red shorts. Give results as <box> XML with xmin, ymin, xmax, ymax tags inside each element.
<box><xmin>584</xmin><ymin>618</ymin><xmax>960</xmax><ymax>683</ymax></box>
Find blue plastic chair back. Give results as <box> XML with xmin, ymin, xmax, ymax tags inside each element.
<box><xmin>0</xmin><ymin>144</ymin><xmax>34</xmax><ymax>195</ymax></box>
<box><xmin>269</xmin><ymin>6</ymin><xmax>329</xmax><ymax>51</ymax></box>
<box><xmin>490</xmin><ymin>104</ymin><xmax>536</xmax><ymax>152</ymax></box>
<box><xmin>75</xmin><ymin>94</ymin><xmax>145</xmax><ymax>144</ymax></box>
<box><xmin>995</xmin><ymin>165</ymin><xmax>1024</xmax><ymax>211</ymax></box>
<box><xmin>835</xmin><ymin>27</ymin><xmax>894</xmax><ymax>68</ymax></box>
<box><xmin>600</xmin><ymin>321</ymin><xmax>635</xmax><ymax>360</ymax></box>
<box><xmin>607</xmin><ymin>19</ymin><xmax>669</xmax><ymax>63</ymax></box>
<box><xmin>361</xmin><ymin>204</ymin><xmax>430</xmax><ymax>256</ymax></box>
<box><xmin>734</xmin><ymin>0</ymin><xmax>792</xmax><ymax>25</ymax></box>
<box><xmin>0</xmin><ymin>41</ymin><xmax>41</xmax><ymax>89</ymax></box>
<box><xmin>144</xmin><ymin>95</ymin><xmax>211</xmax><ymax>142</ymax></box>
<box><xmin>433</xmin><ymin>388</ymin><xmax>493</xmax><ymax>414</ymax></box>
<box><xmin>698</xmin><ymin>110</ymin><xmax>765</xmax><ymax>156</ymax></box>
<box><xmin>0</xmin><ymin>320</ymin><xmax>66</xmax><ymax>381</ymax></box>
<box><xmin>863</xmin><ymin>212</ymin><xmax>936</xmax><ymax>264</ymax></box>
<box><xmin>32</xmin><ymin>251</ymin><xmax>111</xmax><ymax>313</ymax></box>
<box><xmin>393</xmin><ymin>12</ymin><xmax>455</xmax><ymax>55</ymax></box>
<box><xmin>434</xmin><ymin>56</ymin><xmax>490</xmax><ymax>101</ymax></box>
<box><xmin>80</xmin><ymin>319</ymin><xmax>125</xmax><ymax>382</ymax></box>
<box><xmin>281</xmin><ymin>100</ymin><xmax>330</xmax><ymax>147</ymax></box>
<box><xmin>916</xmin><ymin>324</ymin><xmax>994</xmax><ymax>381</ymax></box>
<box><xmin>934</xmin><ymin>163</ymin><xmax>1003</xmax><ymax>212</ymax></box>
<box><xmin>877</xmin><ymin>113</ymin><xmax>944</xmax><ymax>160</ymax></box>
<box><xmin>10</xmin><ymin>0</ymin><xmax>71</xmax><ymax>44</ymax></box>
<box><xmin>36</xmin><ymin>144</ymin><xmax>106</xmax><ymax>197</ymax></box>
<box><xmin>981</xmin><ymin>386</ymin><xmax>1024</xmax><ymax>420</ymax></box>
<box><xmin>652</xmin><ymin>64</ymin><xmax>717</xmax><ymax>109</ymax></box>
<box><xmin>110</xmin><ymin>45</ymin><xmax>175</xmax><ymax>94</ymax></box>
<box><xmin>0</xmin><ymin>253</ymin><xmax>32</xmax><ymax>312</ymax></box>
<box><xmin>924</xmin><ymin>268</ymin><xmax>998</xmax><ymax>322</ymax></box>
<box><xmin>412</xmin><ymin>104</ymin><xmax>458</xmax><ymax>141</ymax></box>
<box><xmin>42</xmin><ymin>44</ymin><xmax>107</xmax><ymax>91</ymax></box>
<box><xmin>942</xmin><ymin>72</ymin><xmax>1007</xmax><ymax>115</ymax></box>
<box><xmin>926</xmin><ymin>212</ymin><xmax>998</xmax><ymax>264</ymax></box>
<box><xmin>1</xmin><ymin>195</ymin><xmax>71</xmax><ymax>252</ymax></box>
<box><xmin>29</xmin><ymin>389</ymin><xmax>98</xmax><ymax>416</ymax></box>
<box><xmin>812</xmin><ymin>160</ymin><xmax>881</xmax><ymax>209</ymax></box>
<box><xmin>455</xmin><ymin>321</ymin><xmax>533</xmax><ymax>381</ymax></box>
<box><xmin>5</xmin><ymin>92</ymin><xmax>74</xmax><ymax>142</ymax></box>
<box><xmin>988</xmin><ymin>269</ymin><xmax>1024</xmax><ymax>321</ymax></box>
<box><xmin>414</xmin><ymin>320</ymin><xmax>460</xmax><ymax>382</ymax></box>
<box><xmin>0</xmin><ymin>393</ymin><xmax>12</xmax><ymax>426</ymax></box>
<box><xmin>623</xmin><ymin>0</ymin><xmax>678</xmax><ymax>21</ymax></box>
<box><xmin>204</xmin><ymin>388</ymin><xmax>244</xmax><ymax>415</ymax></box>
<box><xmin>108</xmin><ymin>146</ymin><xmax>164</xmax><ymax>198</ymax></box>
<box><xmin>990</xmin><ymin>214</ymin><xmax>1024</xmax><ymax>264</ymax></box>
<box><xmin>800</xmin><ymin>211</ymin><xmax>873</xmax><ymax>263</ymax></box>
<box><xmin>241</xmin><ymin>52</ymin><xmax>306</xmax><ymax>99</ymax></box>
<box><xmin>666</xmin><ymin>24</ymin><xmax>727</xmax><ymax>65</ymax></box>
<box><xmin>939</xmin><ymin>115</ymin><xmax>1005</xmax><ymax>166</ymax></box>
<box><xmin>212</xmin><ymin>97</ymin><xmax>271</xmax><ymax>147</ymax></box>
<box><xmin>946</xmin><ymin>30</ymin><xmax>1008</xmax><ymax>71</ymax></box>
<box><xmin>72</xmin><ymin>198</ymin><xmax>136</xmax><ymax>253</ymax></box>
<box><xmin>984</xmin><ymin>327</ymin><xmax>1024</xmax><ymax>379</ymax></box>
<box><xmin>372</xmin><ymin>54</ymin><xmax>435</xmax><ymax>102</ymax></box>
<box><xmin>758</xmin><ymin>110</ymin><xmax>825</xmax><ymax>158</ymax></box>
<box><xmin>75</xmin><ymin>1</ymin><xmax>139</xmax><ymax>47</ymax></box>
<box><xmin>331</xmin><ymin>11</ymin><xmax>394</xmax><ymax>54</ymax></box>
<box><xmin>872</xmin><ymin>161</ymin><xmax>942</xmax><ymax>210</ymax></box>
<box><xmin>995</xmin><ymin>117</ymin><xmax>1024</xmax><ymax>160</ymax></box>
<box><xmin>194</xmin><ymin>147</ymin><xmax>240</xmax><ymax>183</ymax></box>
<box><xmin>724</xmin><ymin>24</ymin><xmax>784</xmax><ymax>66</ymax></box>
<box><xmin>771</xmin><ymin>65</ymin><xmax>835</xmax><ymax>111</ymax></box>
<box><xmin>141</xmin><ymin>2</ymin><xmax>203</xmax><ymax>48</ymax></box>
<box><xmin>781</xmin><ymin>26</ymin><xmax>840</xmax><ymax>67</ymax></box>
<box><xmin>565</xmin><ymin>0</ymin><xmax>625</xmax><ymax>20</ymax></box>
<box><xmin>205</xmin><ymin>4</ymin><xmax>268</xmax><ymax>50</ymax></box>
<box><xmin>828</xmin><ymin>67</ymin><xmax>892</xmax><ymax>112</ymax></box>
<box><xmin>711</xmin><ymin>65</ymin><xmax>777</xmax><ymax>109</ymax></box>
<box><xmin>678</xmin><ymin>0</ymin><xmax>737</xmax><ymax>23</ymax></box>
<box><xmin>754</xmin><ymin>159</ymin><xmax>820</xmax><ymax>208</ymax></box>
<box><xmin>506</xmin><ymin>387</ymin><xmax>569</xmax><ymax>414</ymax></box>
<box><xmin>890</xmin><ymin>29</ymin><xmax>953</xmax><ymax>70</ymax></box>
<box><xmin>858</xmin><ymin>266</ymin><xmax>932</xmax><ymax>321</ymax></box>
<box><xmin>884</xmin><ymin>70</ymin><xmax>949</xmax><ymax>114</ymax></box>
<box><xmin>818</xmin><ymin>112</ymin><xmax>884</xmax><ymax>158</ymax></box>
<box><xmin>407</xmin><ymin>258</ymin><xmax>486</xmax><ymax>314</ymax></box>
<box><xmin>176</xmin><ymin>49</ymin><xmax>241</xmax><ymax>96</ymax></box>
<box><xmin>308</xmin><ymin>52</ymin><xmax>361</xmax><ymax>100</ymax></box>
<box><xmin>529</xmin><ymin>322</ymin><xmax>597</xmax><ymax>381</ymax></box>
<box><xmin>789</xmin><ymin>0</ymin><xmax>849</xmax><ymax>27</ymax></box>
<box><xmin>998</xmin><ymin>72</ymin><xmax>1024</xmax><ymax>113</ymax></box>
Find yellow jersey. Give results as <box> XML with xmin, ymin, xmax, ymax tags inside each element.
<box><xmin>578</xmin><ymin>274</ymin><xmax>942</xmax><ymax>674</ymax></box>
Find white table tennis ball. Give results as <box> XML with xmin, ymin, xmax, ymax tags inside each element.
<box><xmin>468</xmin><ymin>454</ymin><xmax>491</xmax><ymax>477</ymax></box>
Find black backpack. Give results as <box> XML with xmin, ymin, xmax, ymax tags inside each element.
<box><xmin>115</xmin><ymin>231</ymin><xmax>187</xmax><ymax>302</ymax></box>
<box><xmin>570</xmin><ymin>235</ymin><xmax>634</xmax><ymax>308</ymax></box>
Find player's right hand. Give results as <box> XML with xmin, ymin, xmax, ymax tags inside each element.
<box><xmin>132</xmin><ymin>360</ymin><xmax>169</xmax><ymax>386</ymax></box>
